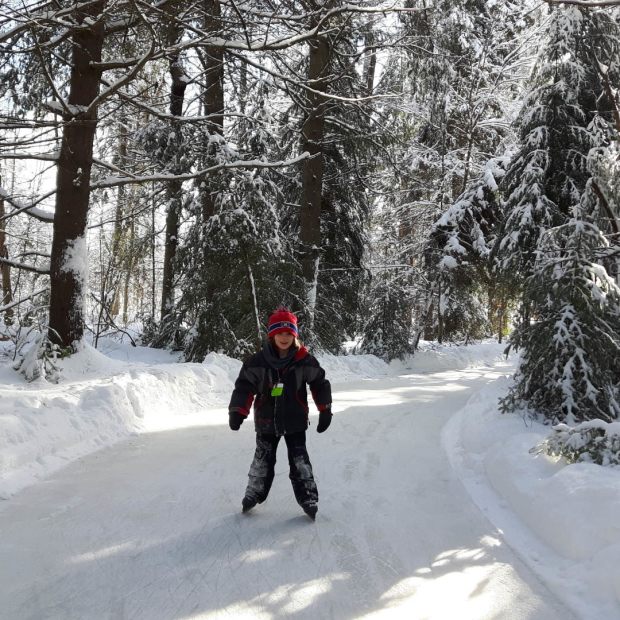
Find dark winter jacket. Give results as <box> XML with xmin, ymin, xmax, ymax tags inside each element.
<box><xmin>228</xmin><ymin>344</ymin><xmax>331</xmax><ymax>435</ymax></box>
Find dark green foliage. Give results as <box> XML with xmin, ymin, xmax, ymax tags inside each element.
<box><xmin>136</xmin><ymin>121</ymin><xmax>193</xmax><ymax>175</ymax></box>
<box><xmin>498</xmin><ymin>6</ymin><xmax>620</xmax><ymax>423</ymax></box>
<box><xmin>427</xmin><ymin>157</ymin><xmax>509</xmax><ymax>342</ymax></box>
<box><xmin>178</xmin><ymin>164</ymin><xmax>296</xmax><ymax>360</ymax></box>
<box><xmin>359</xmin><ymin>271</ymin><xmax>414</xmax><ymax>361</ymax></box>
<box><xmin>500</xmin><ymin>205</ymin><xmax>620</xmax><ymax>423</ymax></box>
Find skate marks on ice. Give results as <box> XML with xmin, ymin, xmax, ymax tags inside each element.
<box><xmin>0</xmin><ymin>368</ymin><xmax>576</xmax><ymax>619</ymax></box>
<box><xmin>316</xmin><ymin>369</ymin><xmax>576</xmax><ymax>620</ymax></box>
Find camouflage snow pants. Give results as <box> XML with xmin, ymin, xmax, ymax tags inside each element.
<box><xmin>245</xmin><ymin>431</ymin><xmax>318</xmax><ymax>507</ymax></box>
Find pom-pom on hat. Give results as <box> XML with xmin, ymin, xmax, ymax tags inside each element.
<box><xmin>267</xmin><ymin>308</ymin><xmax>298</xmax><ymax>338</ymax></box>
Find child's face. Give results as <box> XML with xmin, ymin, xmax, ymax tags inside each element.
<box><xmin>274</xmin><ymin>332</ymin><xmax>295</xmax><ymax>351</ymax></box>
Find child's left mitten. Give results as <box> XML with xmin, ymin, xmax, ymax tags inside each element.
<box><xmin>229</xmin><ymin>411</ymin><xmax>245</xmax><ymax>431</ymax></box>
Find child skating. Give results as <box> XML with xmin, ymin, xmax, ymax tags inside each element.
<box><xmin>228</xmin><ymin>308</ymin><xmax>332</xmax><ymax>520</ymax></box>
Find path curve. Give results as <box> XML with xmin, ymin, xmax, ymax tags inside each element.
<box><xmin>0</xmin><ymin>366</ymin><xmax>576</xmax><ymax>619</ymax></box>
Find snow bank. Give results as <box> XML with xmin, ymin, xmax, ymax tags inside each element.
<box><xmin>393</xmin><ymin>339</ymin><xmax>506</xmax><ymax>373</ymax></box>
<box><xmin>0</xmin><ymin>339</ymin><xmax>502</xmax><ymax>500</ymax></box>
<box><xmin>0</xmin><ymin>343</ymin><xmax>392</xmax><ymax>499</ymax></box>
<box><xmin>0</xmin><ymin>345</ymin><xmax>240</xmax><ymax>499</ymax></box>
<box><xmin>443</xmin><ymin>366</ymin><xmax>620</xmax><ymax>620</ymax></box>
<box><xmin>318</xmin><ymin>352</ymin><xmax>390</xmax><ymax>380</ymax></box>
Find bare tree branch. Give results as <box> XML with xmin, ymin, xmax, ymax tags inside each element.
<box><xmin>0</xmin><ymin>151</ymin><xmax>59</xmax><ymax>161</ymax></box>
<box><xmin>0</xmin><ymin>256</ymin><xmax>50</xmax><ymax>275</ymax></box>
<box><xmin>0</xmin><ymin>287</ymin><xmax>49</xmax><ymax>313</ymax></box>
<box><xmin>90</xmin><ymin>152</ymin><xmax>314</xmax><ymax>189</ymax></box>
<box><xmin>545</xmin><ymin>0</ymin><xmax>620</xmax><ymax>6</ymax></box>
<box><xmin>0</xmin><ymin>188</ymin><xmax>55</xmax><ymax>223</ymax></box>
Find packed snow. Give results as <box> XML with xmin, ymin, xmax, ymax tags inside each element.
<box><xmin>0</xmin><ymin>339</ymin><xmax>618</xmax><ymax>619</ymax></box>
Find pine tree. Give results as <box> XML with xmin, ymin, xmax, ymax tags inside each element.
<box><xmin>496</xmin><ymin>6</ymin><xmax>617</xmax><ymax>283</ymax></box>
<box><xmin>499</xmin><ymin>6</ymin><xmax>620</xmax><ymax>422</ymax></box>
<box><xmin>359</xmin><ymin>211</ymin><xmax>415</xmax><ymax>360</ymax></box>
<box><xmin>501</xmin><ymin>193</ymin><xmax>620</xmax><ymax>422</ymax></box>
<box><xmin>276</xmin><ymin>11</ymin><xmax>378</xmax><ymax>351</ymax></box>
<box><xmin>396</xmin><ymin>0</ymin><xmax>525</xmax><ymax>343</ymax></box>
<box><xmin>177</xmin><ymin>84</ymin><xmax>297</xmax><ymax>360</ymax></box>
<box><xmin>428</xmin><ymin>157</ymin><xmax>510</xmax><ymax>342</ymax></box>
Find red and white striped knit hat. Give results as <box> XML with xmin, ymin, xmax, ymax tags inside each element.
<box><xmin>267</xmin><ymin>308</ymin><xmax>298</xmax><ymax>338</ymax></box>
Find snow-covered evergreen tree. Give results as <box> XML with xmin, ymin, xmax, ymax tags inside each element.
<box><xmin>496</xmin><ymin>6</ymin><xmax>618</xmax><ymax>283</ymax></box>
<box><xmin>396</xmin><ymin>0</ymin><xmax>526</xmax><ymax>343</ymax></box>
<box><xmin>499</xmin><ymin>6</ymin><xmax>620</xmax><ymax>423</ymax></box>
<box><xmin>177</xmin><ymin>87</ymin><xmax>295</xmax><ymax>360</ymax></box>
<box><xmin>274</xmin><ymin>14</ymin><xmax>376</xmax><ymax>352</ymax></box>
<box><xmin>359</xmin><ymin>202</ymin><xmax>416</xmax><ymax>360</ymax></box>
<box><xmin>501</xmin><ymin>195</ymin><xmax>620</xmax><ymax>423</ymax></box>
<box><xmin>428</xmin><ymin>156</ymin><xmax>509</xmax><ymax>342</ymax></box>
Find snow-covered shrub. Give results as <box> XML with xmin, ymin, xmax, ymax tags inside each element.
<box><xmin>140</xmin><ymin>311</ymin><xmax>186</xmax><ymax>351</ymax></box>
<box><xmin>537</xmin><ymin>421</ymin><xmax>620</xmax><ymax>467</ymax></box>
<box><xmin>12</xmin><ymin>331</ymin><xmax>62</xmax><ymax>383</ymax></box>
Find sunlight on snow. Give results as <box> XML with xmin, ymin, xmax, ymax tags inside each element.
<box><xmin>68</xmin><ymin>541</ymin><xmax>138</xmax><ymax>565</ymax></box>
<box><xmin>276</xmin><ymin>576</ymin><xmax>346</xmax><ymax>614</ymax></box>
<box><xmin>237</xmin><ymin>548</ymin><xmax>278</xmax><ymax>564</ymax></box>
<box><xmin>183</xmin><ymin>574</ymin><xmax>348</xmax><ymax>619</ymax></box>
<box><xmin>336</xmin><ymin>389</ymin><xmax>407</xmax><ymax>407</ymax></box>
<box><xmin>336</xmin><ymin>381</ymin><xmax>469</xmax><ymax>410</ymax></box>
<box><xmin>350</xmin><ymin>539</ymin><xmax>508</xmax><ymax>619</ymax></box>
<box><xmin>389</xmin><ymin>382</ymin><xmax>469</xmax><ymax>394</ymax></box>
<box><xmin>360</xmin><ymin>563</ymin><xmax>513</xmax><ymax>619</ymax></box>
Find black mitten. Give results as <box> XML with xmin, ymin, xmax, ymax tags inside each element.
<box><xmin>229</xmin><ymin>411</ymin><xmax>245</xmax><ymax>431</ymax></box>
<box><xmin>316</xmin><ymin>409</ymin><xmax>332</xmax><ymax>433</ymax></box>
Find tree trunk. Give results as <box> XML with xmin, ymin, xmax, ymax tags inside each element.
<box><xmin>0</xmin><ymin>176</ymin><xmax>14</xmax><ymax>322</ymax></box>
<box><xmin>160</xmin><ymin>16</ymin><xmax>188</xmax><ymax>321</ymax></box>
<box><xmin>151</xmin><ymin>183</ymin><xmax>156</xmax><ymax>318</ymax></box>
<box><xmin>48</xmin><ymin>3</ymin><xmax>105</xmax><ymax>349</ymax></box>
<box><xmin>300</xmin><ymin>34</ymin><xmax>329</xmax><ymax>328</ymax></box>
<box><xmin>110</xmin><ymin>121</ymin><xmax>129</xmax><ymax>318</ymax></box>
<box><xmin>160</xmin><ymin>190</ymin><xmax>181</xmax><ymax>320</ymax></box>
<box><xmin>198</xmin><ymin>0</ymin><xmax>224</xmax><ymax>222</ymax></box>
<box><xmin>203</xmin><ymin>0</ymin><xmax>224</xmax><ymax>135</ymax></box>
<box><xmin>498</xmin><ymin>297</ymin><xmax>506</xmax><ymax>344</ymax></box>
<box><xmin>239</xmin><ymin>57</ymin><xmax>248</xmax><ymax>116</ymax></box>
<box><xmin>123</xmin><ymin>217</ymin><xmax>135</xmax><ymax>324</ymax></box>
<box><xmin>363</xmin><ymin>30</ymin><xmax>376</xmax><ymax>97</ymax></box>
<box><xmin>437</xmin><ymin>281</ymin><xmax>444</xmax><ymax>344</ymax></box>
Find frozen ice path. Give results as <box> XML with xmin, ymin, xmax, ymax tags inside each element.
<box><xmin>0</xmin><ymin>366</ymin><xmax>575</xmax><ymax>620</ymax></box>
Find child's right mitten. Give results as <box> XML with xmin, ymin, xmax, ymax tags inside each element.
<box><xmin>316</xmin><ymin>408</ymin><xmax>332</xmax><ymax>433</ymax></box>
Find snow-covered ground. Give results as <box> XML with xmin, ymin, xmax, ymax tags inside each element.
<box><xmin>443</xmin><ymin>369</ymin><xmax>620</xmax><ymax>620</ymax></box>
<box><xmin>0</xmin><ymin>339</ymin><xmax>618</xmax><ymax>619</ymax></box>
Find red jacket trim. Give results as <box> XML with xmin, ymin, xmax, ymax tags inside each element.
<box><xmin>294</xmin><ymin>346</ymin><xmax>309</xmax><ymax>361</ymax></box>
<box><xmin>239</xmin><ymin>394</ymin><xmax>254</xmax><ymax>417</ymax></box>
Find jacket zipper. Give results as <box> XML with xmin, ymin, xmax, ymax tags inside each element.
<box><xmin>273</xmin><ymin>368</ymin><xmax>281</xmax><ymax>436</ymax></box>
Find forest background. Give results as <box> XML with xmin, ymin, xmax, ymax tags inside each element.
<box><xmin>1</xmin><ymin>0</ymin><xmax>619</xmax><ymax>449</ymax></box>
